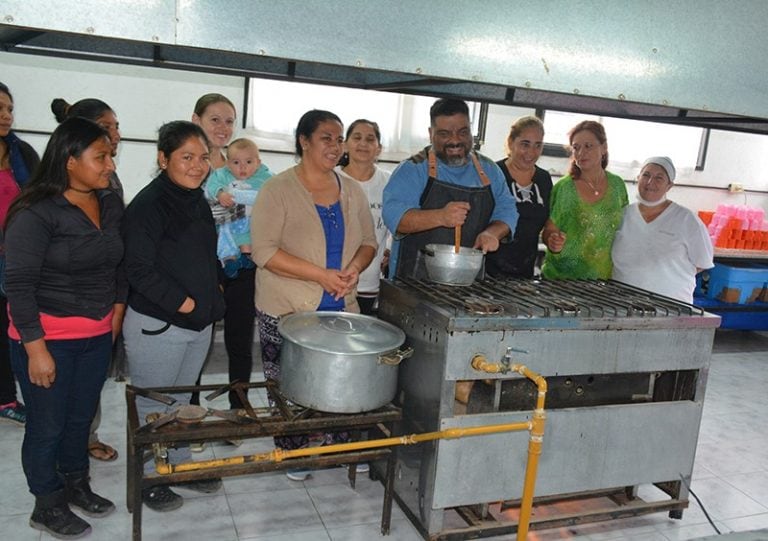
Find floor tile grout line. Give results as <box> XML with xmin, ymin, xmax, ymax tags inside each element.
<box><xmin>303</xmin><ymin>483</ymin><xmax>334</xmax><ymax>541</ymax></box>
<box><xmin>223</xmin><ymin>487</ymin><xmax>244</xmax><ymax>541</ymax></box>
<box><xmin>714</xmin><ymin>476</ymin><xmax>768</xmax><ymax>515</ymax></box>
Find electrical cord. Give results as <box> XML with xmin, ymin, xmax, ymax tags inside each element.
<box><xmin>679</xmin><ymin>473</ymin><xmax>722</xmax><ymax>535</ymax></box>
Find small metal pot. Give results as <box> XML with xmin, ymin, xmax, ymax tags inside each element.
<box><xmin>278</xmin><ymin>312</ymin><xmax>413</xmax><ymax>413</ymax></box>
<box><xmin>422</xmin><ymin>243</ymin><xmax>484</xmax><ymax>286</ymax></box>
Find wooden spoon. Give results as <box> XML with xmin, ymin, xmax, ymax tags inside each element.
<box><xmin>454</xmin><ymin>224</ymin><xmax>461</xmax><ymax>254</ymax></box>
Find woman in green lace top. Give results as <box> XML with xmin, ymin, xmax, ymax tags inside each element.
<box><xmin>541</xmin><ymin>121</ymin><xmax>628</xmax><ymax>279</ymax></box>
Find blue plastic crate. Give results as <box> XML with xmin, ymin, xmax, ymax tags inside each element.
<box><xmin>695</xmin><ymin>296</ymin><xmax>768</xmax><ymax>330</ymax></box>
<box><xmin>702</xmin><ymin>262</ymin><xmax>768</xmax><ymax>304</ymax></box>
<box><xmin>694</xmin><ymin>273</ymin><xmax>705</xmax><ymax>297</ymax></box>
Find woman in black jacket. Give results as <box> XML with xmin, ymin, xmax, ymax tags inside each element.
<box><xmin>0</xmin><ymin>81</ymin><xmax>40</xmax><ymax>426</ymax></box>
<box><xmin>5</xmin><ymin>117</ymin><xmax>124</xmax><ymax>539</ymax></box>
<box><xmin>122</xmin><ymin>121</ymin><xmax>225</xmax><ymax>512</ymax></box>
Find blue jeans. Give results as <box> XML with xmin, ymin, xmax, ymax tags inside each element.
<box><xmin>11</xmin><ymin>332</ymin><xmax>112</xmax><ymax>496</ymax></box>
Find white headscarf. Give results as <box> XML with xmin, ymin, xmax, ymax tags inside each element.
<box><xmin>637</xmin><ymin>156</ymin><xmax>675</xmax><ymax>206</ymax></box>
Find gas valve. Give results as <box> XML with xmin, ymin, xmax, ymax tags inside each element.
<box><xmin>471</xmin><ymin>354</ymin><xmax>510</xmax><ymax>374</ymax></box>
<box><xmin>472</xmin><ymin>347</ymin><xmax>529</xmax><ymax>374</ymax></box>
<box><xmin>502</xmin><ymin>346</ymin><xmax>528</xmax><ymax>368</ymax></box>
<box><xmin>505</xmin><ymin>345</ymin><xmax>529</xmax><ymax>356</ymax></box>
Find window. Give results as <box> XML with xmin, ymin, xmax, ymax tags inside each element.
<box><xmin>542</xmin><ymin>111</ymin><xmax>707</xmax><ymax>175</ymax></box>
<box><xmin>247</xmin><ymin>78</ymin><xmax>479</xmax><ymax>160</ymax></box>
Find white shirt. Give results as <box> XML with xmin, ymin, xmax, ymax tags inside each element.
<box><xmin>335</xmin><ymin>165</ymin><xmax>391</xmax><ymax>294</ymax></box>
<box><xmin>611</xmin><ymin>202</ymin><xmax>714</xmax><ymax>303</ymax></box>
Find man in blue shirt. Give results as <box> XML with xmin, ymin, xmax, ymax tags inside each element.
<box><xmin>383</xmin><ymin>98</ymin><xmax>519</xmax><ymax>279</ymax></box>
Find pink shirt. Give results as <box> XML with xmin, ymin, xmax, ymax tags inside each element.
<box><xmin>7</xmin><ymin>309</ymin><xmax>113</xmax><ymax>342</ymax></box>
<box><xmin>0</xmin><ymin>169</ymin><xmax>21</xmax><ymax>227</ymax></box>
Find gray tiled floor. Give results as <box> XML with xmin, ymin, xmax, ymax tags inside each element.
<box><xmin>2</xmin><ymin>329</ymin><xmax>768</xmax><ymax>540</ymax></box>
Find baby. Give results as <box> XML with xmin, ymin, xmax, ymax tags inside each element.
<box><xmin>206</xmin><ymin>138</ymin><xmax>272</xmax><ymax>278</ymax></box>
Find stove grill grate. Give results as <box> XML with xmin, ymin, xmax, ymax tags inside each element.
<box><xmin>397</xmin><ymin>278</ymin><xmax>705</xmax><ymax>318</ymax></box>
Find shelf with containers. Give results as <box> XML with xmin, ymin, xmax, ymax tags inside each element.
<box><xmin>694</xmin><ymin>253</ymin><xmax>768</xmax><ymax>331</ymax></box>
<box><xmin>695</xmin><ymin>205</ymin><xmax>768</xmax><ymax>330</ymax></box>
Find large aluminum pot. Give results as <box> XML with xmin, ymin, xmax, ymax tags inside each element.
<box><xmin>277</xmin><ymin>312</ymin><xmax>413</xmax><ymax>413</ymax></box>
<box><xmin>422</xmin><ymin>243</ymin><xmax>484</xmax><ymax>286</ymax></box>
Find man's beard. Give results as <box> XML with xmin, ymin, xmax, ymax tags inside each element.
<box><xmin>437</xmin><ymin>143</ymin><xmax>471</xmax><ymax>166</ymax></box>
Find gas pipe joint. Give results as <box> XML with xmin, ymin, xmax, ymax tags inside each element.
<box><xmin>470</xmin><ymin>354</ymin><xmax>510</xmax><ymax>374</ymax></box>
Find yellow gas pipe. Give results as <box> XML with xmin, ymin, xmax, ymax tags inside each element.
<box><xmin>154</xmin><ymin>354</ymin><xmax>547</xmax><ymax>540</ymax></box>
<box><xmin>470</xmin><ymin>354</ymin><xmax>547</xmax><ymax>540</ymax></box>
<box><xmin>154</xmin><ymin>421</ymin><xmax>533</xmax><ymax>475</ymax></box>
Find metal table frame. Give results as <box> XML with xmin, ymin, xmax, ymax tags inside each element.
<box><xmin>126</xmin><ymin>382</ymin><xmax>401</xmax><ymax>541</ymax></box>
<box><xmin>394</xmin><ymin>485</ymin><xmax>689</xmax><ymax>540</ymax></box>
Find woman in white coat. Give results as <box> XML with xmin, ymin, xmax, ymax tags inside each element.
<box><xmin>611</xmin><ymin>156</ymin><xmax>713</xmax><ymax>303</ymax></box>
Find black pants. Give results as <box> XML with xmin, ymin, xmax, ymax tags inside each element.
<box><xmin>223</xmin><ymin>267</ymin><xmax>256</xmax><ymax>408</ymax></box>
<box><xmin>0</xmin><ymin>296</ymin><xmax>18</xmax><ymax>405</ymax></box>
<box><xmin>356</xmin><ymin>295</ymin><xmax>377</xmax><ymax>316</ymax></box>
<box><xmin>191</xmin><ymin>268</ymin><xmax>256</xmax><ymax>409</ymax></box>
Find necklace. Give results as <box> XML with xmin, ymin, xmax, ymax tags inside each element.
<box><xmin>67</xmin><ymin>186</ymin><xmax>95</xmax><ymax>194</ymax></box>
<box><xmin>581</xmin><ymin>175</ymin><xmax>603</xmax><ymax>196</ymax></box>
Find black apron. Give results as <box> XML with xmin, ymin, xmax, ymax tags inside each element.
<box><xmin>486</xmin><ymin>165</ymin><xmax>550</xmax><ymax>278</ymax></box>
<box><xmin>396</xmin><ymin>149</ymin><xmax>495</xmax><ymax>280</ymax></box>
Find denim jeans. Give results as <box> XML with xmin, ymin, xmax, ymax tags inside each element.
<box><xmin>11</xmin><ymin>332</ymin><xmax>112</xmax><ymax>496</ymax></box>
<box><xmin>0</xmin><ymin>296</ymin><xmax>17</xmax><ymax>404</ymax></box>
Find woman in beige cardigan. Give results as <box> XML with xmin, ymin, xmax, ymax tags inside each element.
<box><xmin>250</xmin><ymin>109</ymin><xmax>376</xmax><ymax>480</ymax></box>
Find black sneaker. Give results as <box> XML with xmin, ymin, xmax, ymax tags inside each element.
<box><xmin>63</xmin><ymin>472</ymin><xmax>115</xmax><ymax>518</ymax></box>
<box><xmin>141</xmin><ymin>485</ymin><xmax>183</xmax><ymax>512</ymax></box>
<box><xmin>30</xmin><ymin>489</ymin><xmax>91</xmax><ymax>539</ymax></box>
<box><xmin>174</xmin><ymin>478</ymin><xmax>222</xmax><ymax>493</ymax></box>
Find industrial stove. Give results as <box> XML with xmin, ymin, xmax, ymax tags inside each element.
<box><xmin>377</xmin><ymin>277</ymin><xmax>721</xmax><ymax>540</ymax></box>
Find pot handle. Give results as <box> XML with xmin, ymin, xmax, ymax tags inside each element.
<box><xmin>420</xmin><ymin>247</ymin><xmax>435</xmax><ymax>257</ymax></box>
<box><xmin>379</xmin><ymin>346</ymin><xmax>414</xmax><ymax>366</ymax></box>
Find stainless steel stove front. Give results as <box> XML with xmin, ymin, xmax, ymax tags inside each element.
<box><xmin>378</xmin><ymin>278</ymin><xmax>721</xmax><ymax>538</ymax></box>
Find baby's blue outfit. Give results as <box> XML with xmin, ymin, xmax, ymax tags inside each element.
<box><xmin>205</xmin><ymin>163</ymin><xmax>272</xmax><ymax>260</ymax></box>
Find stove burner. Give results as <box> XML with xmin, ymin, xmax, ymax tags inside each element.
<box><xmin>464</xmin><ymin>296</ymin><xmax>504</xmax><ymax>315</ymax></box>
<box><xmin>630</xmin><ymin>301</ymin><xmax>658</xmax><ymax>315</ymax></box>
<box><xmin>512</xmin><ymin>281</ymin><xmax>542</xmax><ymax>295</ymax></box>
<box><xmin>175</xmin><ymin>405</ymin><xmax>207</xmax><ymax>424</ymax></box>
<box><xmin>552</xmin><ymin>299</ymin><xmax>580</xmax><ymax>315</ymax></box>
